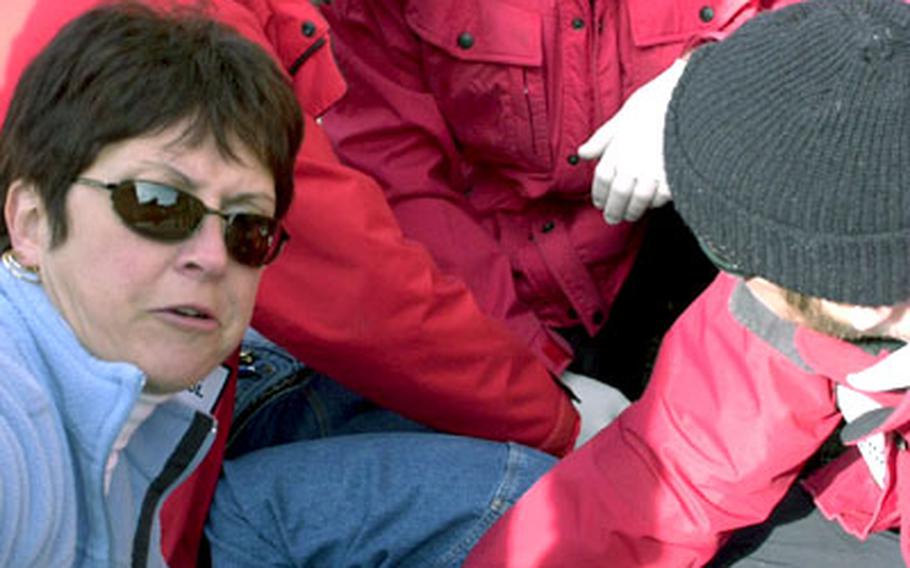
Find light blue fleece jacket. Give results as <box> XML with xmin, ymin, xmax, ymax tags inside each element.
<box><xmin>0</xmin><ymin>264</ymin><xmax>217</xmax><ymax>567</ymax></box>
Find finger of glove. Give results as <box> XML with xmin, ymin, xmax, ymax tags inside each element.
<box><xmin>604</xmin><ymin>388</ymin><xmax>632</xmax><ymax>419</ymax></box>
<box><xmin>591</xmin><ymin>161</ymin><xmax>616</xmax><ymax>209</ymax></box>
<box><xmin>847</xmin><ymin>344</ymin><xmax>910</xmax><ymax>392</ymax></box>
<box><xmin>602</xmin><ymin>174</ymin><xmax>636</xmax><ymax>225</ymax></box>
<box><xmin>574</xmin><ymin>422</ymin><xmax>600</xmax><ymax>449</ymax></box>
<box><xmin>561</xmin><ymin>372</ymin><xmax>630</xmax><ymax>409</ymax></box>
<box><xmin>652</xmin><ymin>181</ymin><xmax>672</xmax><ymax>208</ymax></box>
<box><xmin>572</xmin><ymin>389</ymin><xmax>630</xmax><ymax>417</ymax></box>
<box><xmin>623</xmin><ymin>179</ymin><xmax>658</xmax><ymax>222</ymax></box>
<box><xmin>558</xmin><ymin>370</ymin><xmax>585</xmax><ymax>388</ymax></box>
<box><xmin>578</xmin><ymin>120</ymin><xmax>617</xmax><ymax>160</ymax></box>
<box><xmin>571</xmin><ymin>384</ymin><xmax>630</xmax><ymax>449</ymax></box>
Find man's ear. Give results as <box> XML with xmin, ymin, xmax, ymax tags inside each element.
<box><xmin>840</xmin><ymin>304</ymin><xmax>894</xmax><ymax>334</ymax></box>
<box><xmin>871</xmin><ymin>302</ymin><xmax>910</xmax><ymax>342</ymax></box>
<box><xmin>816</xmin><ymin>298</ymin><xmax>893</xmax><ymax>335</ymax></box>
<box><xmin>4</xmin><ymin>180</ymin><xmax>48</xmax><ymax>266</ymax></box>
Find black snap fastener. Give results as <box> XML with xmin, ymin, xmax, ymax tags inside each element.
<box><xmin>592</xmin><ymin>310</ymin><xmax>604</xmax><ymax>324</ymax></box>
<box><xmin>542</xmin><ymin>220</ymin><xmax>556</xmax><ymax>233</ymax></box>
<box><xmin>571</xmin><ymin>18</ymin><xmax>585</xmax><ymax>30</ymax></box>
<box><xmin>567</xmin><ymin>153</ymin><xmax>580</xmax><ymax>165</ymax></box>
<box><xmin>699</xmin><ymin>6</ymin><xmax>714</xmax><ymax>22</ymax></box>
<box><xmin>567</xmin><ymin>308</ymin><xmax>579</xmax><ymax>319</ymax></box>
<box><xmin>457</xmin><ymin>32</ymin><xmax>475</xmax><ymax>49</ymax></box>
<box><xmin>301</xmin><ymin>20</ymin><xmax>317</xmax><ymax>37</ymax></box>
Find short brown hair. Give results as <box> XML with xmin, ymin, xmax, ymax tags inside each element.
<box><xmin>0</xmin><ymin>2</ymin><xmax>303</xmax><ymax>247</ymax></box>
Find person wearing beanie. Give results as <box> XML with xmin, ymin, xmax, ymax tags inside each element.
<box><xmin>464</xmin><ymin>0</ymin><xmax>910</xmax><ymax>565</ymax></box>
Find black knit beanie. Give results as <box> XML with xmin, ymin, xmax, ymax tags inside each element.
<box><xmin>666</xmin><ymin>0</ymin><xmax>910</xmax><ymax>306</ymax></box>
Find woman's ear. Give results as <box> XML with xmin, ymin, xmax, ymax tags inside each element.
<box><xmin>4</xmin><ymin>180</ymin><xmax>47</xmax><ymax>266</ymax></box>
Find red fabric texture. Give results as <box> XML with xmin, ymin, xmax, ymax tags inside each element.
<box><xmin>318</xmin><ymin>0</ymin><xmax>771</xmax><ymax>374</ymax></box>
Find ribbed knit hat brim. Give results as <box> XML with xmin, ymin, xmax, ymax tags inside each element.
<box><xmin>666</xmin><ymin>0</ymin><xmax>910</xmax><ymax>306</ymax></box>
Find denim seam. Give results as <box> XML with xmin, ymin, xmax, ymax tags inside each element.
<box><xmin>433</xmin><ymin>442</ymin><xmax>526</xmax><ymax>567</ymax></box>
<box><xmin>301</xmin><ymin>378</ymin><xmax>332</xmax><ymax>438</ymax></box>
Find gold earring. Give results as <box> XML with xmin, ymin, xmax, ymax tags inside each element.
<box><xmin>1</xmin><ymin>249</ymin><xmax>40</xmax><ymax>284</ymax></box>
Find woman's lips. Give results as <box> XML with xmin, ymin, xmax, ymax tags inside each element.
<box><xmin>152</xmin><ymin>305</ymin><xmax>220</xmax><ymax>331</ymax></box>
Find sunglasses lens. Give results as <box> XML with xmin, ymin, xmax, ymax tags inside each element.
<box><xmin>111</xmin><ymin>181</ymin><xmax>203</xmax><ymax>241</ymax></box>
<box><xmin>224</xmin><ymin>214</ymin><xmax>285</xmax><ymax>267</ymax></box>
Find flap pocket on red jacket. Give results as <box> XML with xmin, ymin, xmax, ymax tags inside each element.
<box><xmin>627</xmin><ymin>0</ymin><xmax>750</xmax><ymax>47</ymax></box>
<box><xmin>406</xmin><ymin>1</ymin><xmax>542</xmax><ymax>67</ymax></box>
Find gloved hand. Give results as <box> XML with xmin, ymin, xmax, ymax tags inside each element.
<box><xmin>559</xmin><ymin>370</ymin><xmax>631</xmax><ymax>449</ymax></box>
<box><xmin>837</xmin><ymin>344</ymin><xmax>910</xmax><ymax>488</ymax></box>
<box><xmin>579</xmin><ymin>58</ymin><xmax>688</xmax><ymax>225</ymax></box>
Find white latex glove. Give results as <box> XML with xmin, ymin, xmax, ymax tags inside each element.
<box><xmin>559</xmin><ymin>370</ymin><xmax>631</xmax><ymax>449</ymax></box>
<box><xmin>837</xmin><ymin>344</ymin><xmax>910</xmax><ymax>488</ymax></box>
<box><xmin>579</xmin><ymin>58</ymin><xmax>688</xmax><ymax>225</ymax></box>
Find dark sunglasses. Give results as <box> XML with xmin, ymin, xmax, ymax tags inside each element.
<box><xmin>75</xmin><ymin>177</ymin><xmax>288</xmax><ymax>267</ymax></box>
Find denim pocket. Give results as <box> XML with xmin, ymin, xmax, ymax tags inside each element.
<box><xmin>228</xmin><ymin>329</ymin><xmax>315</xmax><ymax>457</ymax></box>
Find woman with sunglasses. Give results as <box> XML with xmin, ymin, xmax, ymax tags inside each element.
<box><xmin>0</xmin><ymin>3</ymin><xmax>299</xmax><ymax>565</ymax></box>
<box><xmin>0</xmin><ymin>4</ymin><xmax>556</xmax><ymax>566</ymax></box>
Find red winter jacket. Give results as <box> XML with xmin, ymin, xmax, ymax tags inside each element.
<box><xmin>229</xmin><ymin>0</ymin><xmax>578</xmax><ymax>457</ymax></box>
<box><xmin>467</xmin><ymin>273</ymin><xmax>910</xmax><ymax>567</ymax></box>
<box><xmin>319</xmin><ymin>0</ymin><xmax>786</xmax><ymax>374</ymax></box>
<box><xmin>2</xmin><ymin>0</ymin><xmax>577</xmax><ymax>565</ymax></box>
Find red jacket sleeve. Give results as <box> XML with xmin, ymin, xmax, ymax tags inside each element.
<box><xmin>319</xmin><ymin>0</ymin><xmax>572</xmax><ymax>374</ymax></box>
<box><xmin>466</xmin><ymin>275</ymin><xmax>843</xmax><ymax>566</ymax></box>
<box><xmin>229</xmin><ymin>0</ymin><xmax>578</xmax><ymax>455</ymax></box>
<box><xmin>253</xmin><ymin>114</ymin><xmax>577</xmax><ymax>455</ymax></box>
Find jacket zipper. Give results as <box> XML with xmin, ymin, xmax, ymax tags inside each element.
<box><xmin>130</xmin><ymin>413</ymin><xmax>217</xmax><ymax>567</ymax></box>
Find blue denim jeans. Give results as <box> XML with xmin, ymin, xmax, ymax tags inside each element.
<box><xmin>225</xmin><ymin>329</ymin><xmax>429</xmax><ymax>458</ymax></box>
<box><xmin>205</xmin><ymin>329</ymin><xmax>556</xmax><ymax>567</ymax></box>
